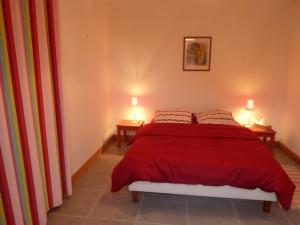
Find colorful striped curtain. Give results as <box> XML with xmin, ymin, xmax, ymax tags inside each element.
<box><xmin>0</xmin><ymin>0</ymin><xmax>72</xmax><ymax>225</ymax></box>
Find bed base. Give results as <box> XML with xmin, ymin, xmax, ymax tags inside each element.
<box><xmin>129</xmin><ymin>181</ymin><xmax>277</xmax><ymax>213</ymax></box>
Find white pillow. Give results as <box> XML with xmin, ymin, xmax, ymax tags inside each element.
<box><xmin>196</xmin><ymin>110</ymin><xmax>240</xmax><ymax>126</ymax></box>
<box><xmin>154</xmin><ymin>110</ymin><xmax>192</xmax><ymax>124</ymax></box>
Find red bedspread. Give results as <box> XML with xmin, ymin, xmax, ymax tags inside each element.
<box><xmin>111</xmin><ymin>123</ymin><xmax>295</xmax><ymax>209</ymax></box>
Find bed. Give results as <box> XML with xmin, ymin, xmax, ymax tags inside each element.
<box><xmin>111</xmin><ymin>122</ymin><xmax>295</xmax><ymax>212</ymax></box>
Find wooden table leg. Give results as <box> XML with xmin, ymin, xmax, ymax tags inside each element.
<box><xmin>270</xmin><ymin>135</ymin><xmax>275</xmax><ymax>148</ymax></box>
<box><xmin>263</xmin><ymin>137</ymin><xmax>267</xmax><ymax>143</ymax></box>
<box><xmin>263</xmin><ymin>201</ymin><xmax>272</xmax><ymax>213</ymax></box>
<box><xmin>124</xmin><ymin>130</ymin><xmax>127</xmax><ymax>142</ymax></box>
<box><xmin>117</xmin><ymin>127</ymin><xmax>121</xmax><ymax>148</ymax></box>
<box><xmin>270</xmin><ymin>134</ymin><xmax>275</xmax><ymax>154</ymax></box>
<box><xmin>132</xmin><ymin>191</ymin><xmax>139</xmax><ymax>203</ymax></box>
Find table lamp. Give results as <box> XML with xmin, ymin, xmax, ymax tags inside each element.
<box><xmin>246</xmin><ymin>100</ymin><xmax>254</xmax><ymax>127</ymax></box>
<box><xmin>131</xmin><ymin>97</ymin><xmax>138</xmax><ymax>123</ymax></box>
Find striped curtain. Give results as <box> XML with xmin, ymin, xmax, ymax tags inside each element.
<box><xmin>0</xmin><ymin>0</ymin><xmax>72</xmax><ymax>225</ymax></box>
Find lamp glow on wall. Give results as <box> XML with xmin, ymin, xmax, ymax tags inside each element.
<box><xmin>131</xmin><ymin>97</ymin><xmax>139</xmax><ymax>123</ymax></box>
<box><xmin>246</xmin><ymin>100</ymin><xmax>254</xmax><ymax>127</ymax></box>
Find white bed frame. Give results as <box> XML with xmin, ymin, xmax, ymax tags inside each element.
<box><xmin>129</xmin><ymin>181</ymin><xmax>277</xmax><ymax>212</ymax></box>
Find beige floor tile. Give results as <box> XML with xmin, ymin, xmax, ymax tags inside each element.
<box><xmin>102</xmin><ymin>142</ymin><xmax>129</xmax><ymax>155</ymax></box>
<box><xmin>135</xmin><ymin>223</ymin><xmax>171</xmax><ymax>225</ymax></box>
<box><xmin>232</xmin><ymin>200</ymin><xmax>291</xmax><ymax>225</ymax></box>
<box><xmin>274</xmin><ymin>148</ymin><xmax>300</xmax><ymax>169</ymax></box>
<box><xmin>48</xmin><ymin>141</ymin><xmax>300</xmax><ymax>224</ymax></box>
<box><xmin>88</xmin><ymin>157</ymin><xmax>120</xmax><ymax>174</ymax></box>
<box><xmin>187</xmin><ymin>197</ymin><xmax>238</xmax><ymax>225</ymax></box>
<box><xmin>88</xmin><ymin>191</ymin><xmax>140</xmax><ymax>221</ymax></box>
<box><xmin>47</xmin><ymin>214</ymin><xmax>85</xmax><ymax>225</ymax></box>
<box><xmin>107</xmin><ymin>153</ymin><xmax>123</xmax><ymax>160</ymax></box>
<box><xmin>138</xmin><ymin>193</ymin><xmax>186</xmax><ymax>225</ymax></box>
<box><xmin>284</xmin><ymin>208</ymin><xmax>300</xmax><ymax>225</ymax></box>
<box><xmin>83</xmin><ymin>218</ymin><xmax>135</xmax><ymax>225</ymax></box>
<box><xmin>52</xmin><ymin>188</ymin><xmax>103</xmax><ymax>216</ymax></box>
<box><xmin>135</xmin><ymin>223</ymin><xmax>172</xmax><ymax>225</ymax></box>
<box><xmin>74</xmin><ymin>170</ymin><xmax>110</xmax><ymax>190</ymax></box>
<box><xmin>105</xmin><ymin>183</ymin><xmax>129</xmax><ymax>193</ymax></box>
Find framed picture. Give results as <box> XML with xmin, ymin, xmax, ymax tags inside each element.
<box><xmin>183</xmin><ymin>36</ymin><xmax>212</xmax><ymax>71</ymax></box>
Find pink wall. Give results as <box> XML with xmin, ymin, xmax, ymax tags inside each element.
<box><xmin>54</xmin><ymin>0</ymin><xmax>300</xmax><ymax>174</ymax></box>
<box><xmin>110</xmin><ymin>0</ymin><xmax>295</xmax><ymax>133</ymax></box>
<box><xmin>55</xmin><ymin>0</ymin><xmax>113</xmax><ymax>174</ymax></box>
<box><xmin>281</xmin><ymin>1</ymin><xmax>300</xmax><ymax>155</ymax></box>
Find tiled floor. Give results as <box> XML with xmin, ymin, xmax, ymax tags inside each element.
<box><xmin>48</xmin><ymin>142</ymin><xmax>300</xmax><ymax>225</ymax></box>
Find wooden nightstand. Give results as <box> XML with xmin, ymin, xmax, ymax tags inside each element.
<box><xmin>249</xmin><ymin>125</ymin><xmax>277</xmax><ymax>148</ymax></box>
<box><xmin>116</xmin><ymin>120</ymin><xmax>144</xmax><ymax>148</ymax></box>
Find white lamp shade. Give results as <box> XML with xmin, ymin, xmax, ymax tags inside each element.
<box><xmin>246</xmin><ymin>100</ymin><xmax>254</xmax><ymax>111</ymax></box>
<box><xmin>131</xmin><ymin>97</ymin><xmax>138</xmax><ymax>106</ymax></box>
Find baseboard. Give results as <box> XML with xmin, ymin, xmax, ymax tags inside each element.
<box><xmin>71</xmin><ymin>135</ymin><xmax>115</xmax><ymax>184</ymax></box>
<box><xmin>278</xmin><ymin>141</ymin><xmax>300</xmax><ymax>165</ymax></box>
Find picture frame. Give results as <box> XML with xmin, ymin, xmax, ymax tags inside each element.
<box><xmin>183</xmin><ymin>36</ymin><xmax>212</xmax><ymax>71</ymax></box>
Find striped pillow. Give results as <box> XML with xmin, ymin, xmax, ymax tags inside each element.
<box><xmin>154</xmin><ymin>110</ymin><xmax>192</xmax><ymax>124</ymax></box>
<box><xmin>196</xmin><ymin>110</ymin><xmax>240</xmax><ymax>126</ymax></box>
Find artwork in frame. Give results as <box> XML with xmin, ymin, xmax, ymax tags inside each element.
<box><xmin>183</xmin><ymin>36</ymin><xmax>212</xmax><ymax>71</ymax></box>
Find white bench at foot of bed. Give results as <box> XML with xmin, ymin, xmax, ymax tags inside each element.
<box><xmin>128</xmin><ymin>181</ymin><xmax>277</xmax><ymax>213</ymax></box>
